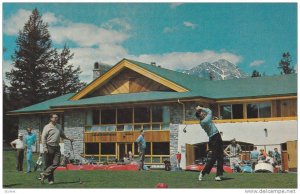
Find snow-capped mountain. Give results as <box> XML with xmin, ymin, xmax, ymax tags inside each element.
<box><xmin>182</xmin><ymin>59</ymin><xmax>248</xmax><ymax>80</ymax></box>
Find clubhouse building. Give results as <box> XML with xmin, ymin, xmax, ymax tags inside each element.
<box><xmin>8</xmin><ymin>59</ymin><xmax>297</xmax><ymax>171</ymax></box>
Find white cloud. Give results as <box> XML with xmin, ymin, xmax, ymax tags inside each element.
<box><xmin>49</xmin><ymin>23</ymin><xmax>130</xmax><ymax>47</ymax></box>
<box><xmin>101</xmin><ymin>18</ymin><xmax>132</xmax><ymax>31</ymax></box>
<box><xmin>3</xmin><ymin>9</ymin><xmax>31</xmax><ymax>35</ymax></box>
<box><xmin>249</xmin><ymin>60</ymin><xmax>265</xmax><ymax>67</ymax></box>
<box><xmin>43</xmin><ymin>12</ymin><xmax>59</xmax><ymax>24</ymax></box>
<box><xmin>3</xmin><ymin>9</ymin><xmax>61</xmax><ymax>35</ymax></box>
<box><xmin>170</xmin><ymin>3</ymin><xmax>184</xmax><ymax>9</ymax></box>
<box><xmin>163</xmin><ymin>27</ymin><xmax>174</xmax><ymax>33</ymax></box>
<box><xmin>183</xmin><ymin>21</ymin><xmax>198</xmax><ymax>29</ymax></box>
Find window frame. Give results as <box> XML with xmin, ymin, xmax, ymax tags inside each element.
<box><xmin>219</xmin><ymin>103</ymin><xmax>243</xmax><ymax>119</ymax></box>
<box><xmin>246</xmin><ymin>102</ymin><xmax>272</xmax><ymax>118</ymax></box>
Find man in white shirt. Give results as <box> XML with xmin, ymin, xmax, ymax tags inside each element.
<box><xmin>10</xmin><ymin>133</ymin><xmax>25</xmax><ymax>171</ymax></box>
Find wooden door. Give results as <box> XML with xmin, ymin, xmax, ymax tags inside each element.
<box><xmin>287</xmin><ymin>141</ymin><xmax>297</xmax><ymax>170</ymax></box>
<box><xmin>281</xmin><ymin>151</ymin><xmax>288</xmax><ymax>172</ymax></box>
<box><xmin>186</xmin><ymin>144</ymin><xmax>195</xmax><ymax>166</ymax></box>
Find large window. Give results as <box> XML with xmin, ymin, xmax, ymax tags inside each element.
<box><xmin>152</xmin><ymin>106</ymin><xmax>170</xmax><ymax>124</ymax></box>
<box><xmin>152</xmin><ymin>142</ymin><xmax>170</xmax><ymax>155</ymax></box>
<box><xmin>220</xmin><ymin>104</ymin><xmax>243</xmax><ymax>119</ymax></box>
<box><xmin>101</xmin><ymin>143</ymin><xmax>115</xmax><ymax>155</ymax></box>
<box><xmin>232</xmin><ymin>104</ymin><xmax>243</xmax><ymax>119</ymax></box>
<box><xmin>220</xmin><ymin>105</ymin><xmax>231</xmax><ymax>119</ymax></box>
<box><xmin>86</xmin><ymin>106</ymin><xmax>170</xmax><ymax>131</ymax></box>
<box><xmin>85</xmin><ymin>143</ymin><xmax>99</xmax><ymax>155</ymax></box>
<box><xmin>117</xmin><ymin>108</ymin><xmax>133</xmax><ymax>123</ymax></box>
<box><xmin>92</xmin><ymin>110</ymin><xmax>100</xmax><ymax>125</ymax></box>
<box><xmin>152</xmin><ymin>107</ymin><xmax>163</xmax><ymax>122</ymax></box>
<box><xmin>134</xmin><ymin>107</ymin><xmax>150</xmax><ymax>123</ymax></box>
<box><xmin>101</xmin><ymin>109</ymin><xmax>116</xmax><ymax>124</ymax></box>
<box><xmin>247</xmin><ymin>102</ymin><xmax>271</xmax><ymax>118</ymax></box>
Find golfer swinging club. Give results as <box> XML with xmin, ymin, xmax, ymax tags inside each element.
<box><xmin>195</xmin><ymin>106</ymin><xmax>223</xmax><ymax>181</ymax></box>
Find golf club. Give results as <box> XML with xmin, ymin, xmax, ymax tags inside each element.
<box><xmin>183</xmin><ymin>125</ymin><xmax>188</xmax><ymax>133</ymax></box>
<box><xmin>70</xmin><ymin>141</ymin><xmax>75</xmax><ymax>159</ymax></box>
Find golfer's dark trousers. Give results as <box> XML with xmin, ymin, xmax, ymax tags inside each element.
<box><xmin>44</xmin><ymin>145</ymin><xmax>61</xmax><ymax>182</ymax></box>
<box><xmin>16</xmin><ymin>149</ymin><xmax>24</xmax><ymax>171</ymax></box>
<box><xmin>202</xmin><ymin>133</ymin><xmax>224</xmax><ymax>177</ymax></box>
<box><xmin>139</xmin><ymin>149</ymin><xmax>145</xmax><ymax>170</ymax></box>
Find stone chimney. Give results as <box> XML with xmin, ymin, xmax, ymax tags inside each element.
<box><xmin>150</xmin><ymin>62</ymin><xmax>156</xmax><ymax>66</ymax></box>
<box><xmin>93</xmin><ymin>62</ymin><xmax>102</xmax><ymax>80</ymax></box>
<box><xmin>93</xmin><ymin>61</ymin><xmax>111</xmax><ymax>80</ymax></box>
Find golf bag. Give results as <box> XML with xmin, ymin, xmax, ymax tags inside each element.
<box><xmin>34</xmin><ymin>154</ymin><xmax>44</xmax><ymax>171</ymax></box>
<box><xmin>164</xmin><ymin>160</ymin><xmax>171</xmax><ymax>171</ymax></box>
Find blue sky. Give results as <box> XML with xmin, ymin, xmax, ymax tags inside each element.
<box><xmin>3</xmin><ymin>3</ymin><xmax>297</xmax><ymax>83</ymax></box>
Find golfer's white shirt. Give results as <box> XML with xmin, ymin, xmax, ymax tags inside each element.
<box><xmin>11</xmin><ymin>139</ymin><xmax>25</xmax><ymax>149</ymax></box>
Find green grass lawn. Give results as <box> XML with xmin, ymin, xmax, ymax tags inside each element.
<box><xmin>3</xmin><ymin>150</ymin><xmax>297</xmax><ymax>188</ymax></box>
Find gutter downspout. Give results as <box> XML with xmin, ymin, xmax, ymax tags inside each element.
<box><xmin>177</xmin><ymin>99</ymin><xmax>185</xmax><ymax>124</ymax></box>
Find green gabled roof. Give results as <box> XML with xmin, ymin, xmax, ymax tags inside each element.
<box><xmin>9</xmin><ymin>59</ymin><xmax>297</xmax><ymax>114</ymax></box>
<box><xmin>8</xmin><ymin>93</ymin><xmax>75</xmax><ymax>114</ymax></box>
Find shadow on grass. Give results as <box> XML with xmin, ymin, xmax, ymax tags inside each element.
<box><xmin>53</xmin><ymin>180</ymin><xmax>90</xmax><ymax>185</ymax></box>
<box><xmin>221</xmin><ymin>177</ymin><xmax>234</xmax><ymax>181</ymax></box>
<box><xmin>3</xmin><ymin>183</ymin><xmax>22</xmax><ymax>187</ymax></box>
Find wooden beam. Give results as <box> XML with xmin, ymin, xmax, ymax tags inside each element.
<box><xmin>216</xmin><ymin>96</ymin><xmax>297</xmax><ymax>103</ymax></box>
<box><xmin>6</xmin><ymin>110</ymin><xmax>64</xmax><ymax>116</ymax></box>
<box><xmin>183</xmin><ymin>116</ymin><xmax>297</xmax><ymax>124</ymax></box>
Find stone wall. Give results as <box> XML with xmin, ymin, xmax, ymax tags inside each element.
<box><xmin>170</xmin><ymin>104</ymin><xmax>183</xmax><ymax>124</ymax></box>
<box><xmin>63</xmin><ymin>110</ymin><xmax>86</xmax><ymax>160</ymax></box>
<box><xmin>169</xmin><ymin>124</ymin><xmax>179</xmax><ymax>169</ymax></box>
<box><xmin>185</xmin><ymin>102</ymin><xmax>199</xmax><ymax>121</ymax></box>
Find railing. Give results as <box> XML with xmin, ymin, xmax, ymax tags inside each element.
<box><xmin>84</xmin><ymin>154</ymin><xmax>170</xmax><ymax>164</ymax></box>
<box><xmin>85</xmin><ymin>122</ymin><xmax>170</xmax><ymax>132</ymax></box>
<box><xmin>144</xmin><ymin>155</ymin><xmax>170</xmax><ymax>164</ymax></box>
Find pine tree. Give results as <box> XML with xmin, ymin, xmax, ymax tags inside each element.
<box><xmin>6</xmin><ymin>8</ymin><xmax>55</xmax><ymax>108</ymax></box>
<box><xmin>251</xmin><ymin>70</ymin><xmax>261</xmax><ymax>77</ymax></box>
<box><xmin>278</xmin><ymin>52</ymin><xmax>295</xmax><ymax>74</ymax></box>
<box><xmin>3</xmin><ymin>81</ymin><xmax>18</xmax><ymax>142</ymax></box>
<box><xmin>48</xmin><ymin>44</ymin><xmax>86</xmax><ymax>97</ymax></box>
